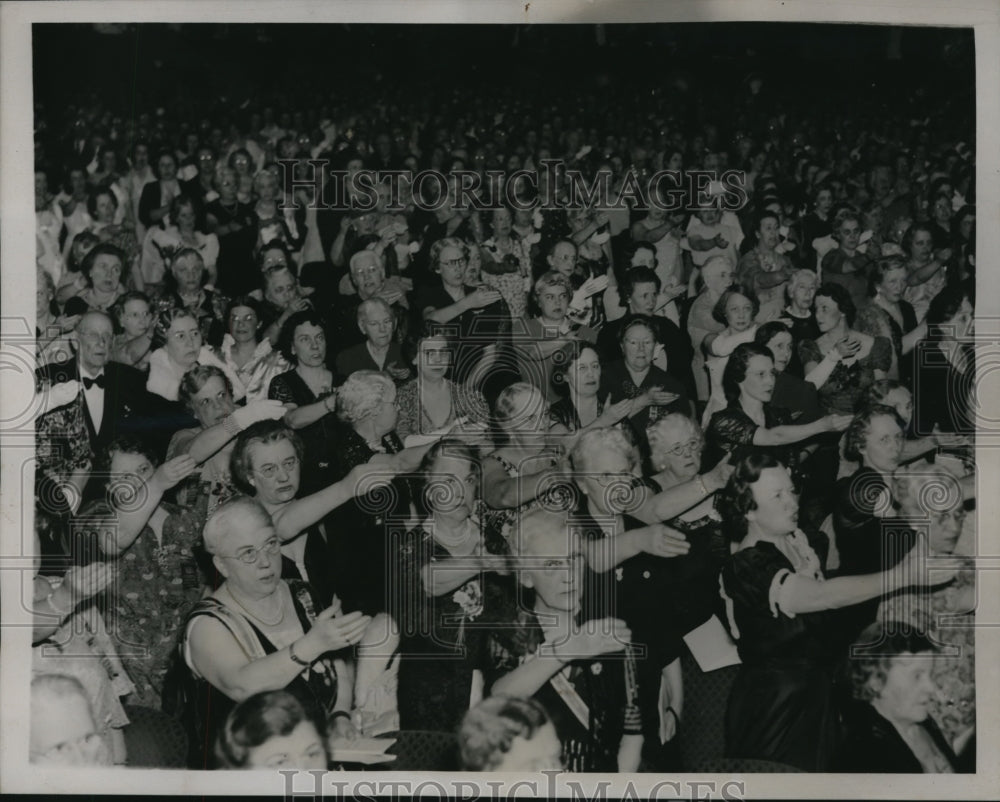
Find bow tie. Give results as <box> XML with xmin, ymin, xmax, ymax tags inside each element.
<box><xmin>82</xmin><ymin>374</ymin><xmax>106</xmax><ymax>390</ymax></box>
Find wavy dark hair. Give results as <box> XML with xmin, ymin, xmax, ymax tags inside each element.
<box><xmin>80</xmin><ymin>242</ymin><xmax>126</xmax><ymax>287</ymax></box>
<box><xmin>716</xmin><ymin>450</ymin><xmax>790</xmax><ymax>542</ymax></box>
<box><xmin>814</xmin><ymin>281</ymin><xmax>856</xmax><ymax>328</ymax></box>
<box><xmin>722</xmin><ymin>342</ymin><xmax>773</xmax><ymax>405</ymax></box>
<box><xmin>216</xmin><ymin>689</ymin><xmax>327</xmax><ymax>769</ymax></box>
<box><xmin>550</xmin><ymin>340</ymin><xmax>600</xmax><ymax>398</ymax></box>
<box><xmin>618</xmin><ymin>266</ymin><xmax>661</xmax><ymax>308</ymax></box>
<box><xmin>276</xmin><ymin>310</ymin><xmax>327</xmax><ymax>364</ymax></box>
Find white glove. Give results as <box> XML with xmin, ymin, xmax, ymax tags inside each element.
<box><xmin>230</xmin><ymin>399</ymin><xmax>287</xmax><ymax>430</ymax></box>
<box><xmin>39</xmin><ymin>380</ymin><xmax>81</xmax><ymax>416</ymax></box>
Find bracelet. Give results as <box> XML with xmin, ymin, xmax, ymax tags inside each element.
<box><xmin>47</xmin><ymin>589</ymin><xmax>72</xmax><ymax>617</ymax></box>
<box><xmin>329</xmin><ymin>710</ymin><xmax>352</xmax><ymax>724</ymax></box>
<box><xmin>288</xmin><ymin>640</ymin><xmax>312</xmax><ymax>667</ymax></box>
<box><xmin>696</xmin><ymin>475</ymin><xmax>708</xmax><ymax>495</ymax></box>
<box><xmin>222</xmin><ymin>414</ymin><xmax>242</xmax><ymax>438</ymax></box>
<box><xmin>323</xmin><ymin>394</ymin><xmax>335</xmax><ymax>413</ymax></box>
<box><xmin>665</xmin><ymin>705</ymin><xmax>679</xmax><ymax>723</ymax></box>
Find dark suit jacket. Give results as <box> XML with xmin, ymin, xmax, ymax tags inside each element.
<box><xmin>36</xmin><ymin>358</ymin><xmax>182</xmax><ymax>460</ymax></box>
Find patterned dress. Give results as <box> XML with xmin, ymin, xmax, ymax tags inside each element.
<box><xmin>91</xmin><ymin>500</ymin><xmax>207</xmax><ymax>710</ymax></box>
<box><xmin>798</xmin><ymin>336</ymin><xmax>892</xmax><ymax>415</ymax></box>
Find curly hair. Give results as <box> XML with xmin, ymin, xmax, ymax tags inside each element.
<box><xmin>711</xmin><ymin>283</ymin><xmax>760</xmax><ymax>326</ymax></box>
<box><xmin>848</xmin><ymin>622</ymin><xmax>937</xmax><ymax>703</ymax></box>
<box><xmin>152</xmin><ymin>306</ymin><xmax>200</xmax><ymax>350</ymax></box>
<box><xmin>569</xmin><ymin>426</ymin><xmax>640</xmax><ymax>475</ymax></box>
<box><xmin>842</xmin><ymin>404</ymin><xmax>902</xmax><ymax>464</ymax></box>
<box><xmin>95</xmin><ymin>435</ymin><xmax>160</xmax><ymax>479</ymax></box>
<box><xmin>721</xmin><ymin>342</ymin><xmax>773</xmax><ymax>405</ymax></box>
<box><xmin>336</xmin><ymin>370</ymin><xmax>394</xmax><ymax>425</ymax></box>
<box><xmin>178</xmin><ymin>364</ymin><xmax>233</xmax><ymax>416</ymax></box>
<box><xmin>494</xmin><ymin>382</ymin><xmax>546</xmax><ymax>427</ymax></box>
<box><xmin>276</xmin><ymin>310</ymin><xmax>327</xmax><ymax>364</ymax></box>
<box><xmin>428</xmin><ymin>237</ymin><xmax>470</xmax><ymax>272</ymax></box>
<box><xmin>532</xmin><ymin>270</ymin><xmax>573</xmax><ymax>302</ymax></box>
<box><xmin>458</xmin><ymin>695</ymin><xmax>554</xmax><ymax>771</ymax></box>
<box><xmin>230</xmin><ymin>419</ymin><xmax>303</xmax><ymax>495</ymax></box>
<box><xmin>86</xmin><ymin>187</ymin><xmax>118</xmax><ymax>219</ymax></box>
<box><xmin>814</xmin><ymin>282</ymin><xmax>856</xmax><ymax>328</ymax></box>
<box><xmin>619</xmin><ymin>266</ymin><xmax>661</xmax><ymax>307</ymax></box>
<box><xmin>216</xmin><ymin>689</ymin><xmax>327</xmax><ymax>769</ymax></box>
<box><xmin>618</xmin><ymin>316</ymin><xmax>659</xmax><ymax>349</ymax></box>
<box><xmin>716</xmin><ymin>451</ymin><xmax>790</xmax><ymax>542</ymax></box>
<box><xmin>867</xmin><ymin>255</ymin><xmax>908</xmax><ymax>298</ymax></box>
<box><xmin>80</xmin><ymin>242</ymin><xmax>126</xmax><ymax>287</ymax></box>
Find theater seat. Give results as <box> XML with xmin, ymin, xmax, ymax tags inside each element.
<box><xmin>122</xmin><ymin>705</ymin><xmax>189</xmax><ymax>769</ymax></box>
<box><xmin>382</xmin><ymin>730</ymin><xmax>458</xmax><ymax>772</ymax></box>
<box><xmin>677</xmin><ymin>649</ymin><xmax>739</xmax><ymax>771</ymax></box>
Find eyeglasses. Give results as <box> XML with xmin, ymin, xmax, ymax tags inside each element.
<box><xmin>440</xmin><ymin>257</ymin><xmax>469</xmax><ymax>269</ymax></box>
<box><xmin>223</xmin><ymin>536</ymin><xmax>281</xmax><ymax>565</ymax></box>
<box><xmin>664</xmin><ymin>438</ymin><xmax>702</xmax><ymax>458</ymax></box>
<box><xmin>229</xmin><ymin>313</ymin><xmax>257</xmax><ymax>323</ymax></box>
<box><xmin>592</xmin><ymin>471</ymin><xmax>635</xmax><ymax>487</ymax></box>
<box><xmin>31</xmin><ymin>731</ymin><xmax>105</xmax><ymax>763</ymax></box>
<box><xmin>253</xmin><ymin>456</ymin><xmax>299</xmax><ymax>479</ymax></box>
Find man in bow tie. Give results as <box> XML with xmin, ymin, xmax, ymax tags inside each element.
<box><xmin>36</xmin><ymin>311</ymin><xmax>167</xmax><ymax>504</ymax></box>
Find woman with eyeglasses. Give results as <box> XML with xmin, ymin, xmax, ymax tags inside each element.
<box><xmin>182</xmin><ymin>496</ymin><xmax>372</xmax><ymax>768</ymax></box>
<box><xmin>166</xmin><ymin>364</ymin><xmax>285</xmax><ymax>528</ymax></box>
<box><xmin>218</xmin><ymin>295</ymin><xmax>289</xmax><ymax>404</ymax></box>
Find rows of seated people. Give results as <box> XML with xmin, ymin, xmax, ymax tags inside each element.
<box><xmin>31</xmin><ymin>69</ymin><xmax>976</xmax><ymax>773</ymax></box>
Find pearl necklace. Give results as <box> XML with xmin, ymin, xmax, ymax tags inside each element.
<box><xmin>225</xmin><ymin>584</ymin><xmax>285</xmax><ymax>627</ymax></box>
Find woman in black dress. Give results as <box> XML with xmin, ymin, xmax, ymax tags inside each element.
<box><xmin>704</xmin><ymin>343</ymin><xmax>851</xmax><ymax>472</ymax></box>
<box><xmin>395</xmin><ymin>439</ymin><xmax>510</xmax><ymax>732</ymax></box>
<box><xmin>910</xmin><ymin>284</ymin><xmax>976</xmax><ymax>437</ymax></box>
<box><xmin>717</xmin><ymin>451</ymin><xmax>951</xmax><ymax>771</ymax></box>
<box><xmin>267</xmin><ymin>310</ymin><xmax>339</xmax><ymax>496</ymax></box>
<box><xmin>855</xmin><ymin>256</ymin><xmax>923</xmax><ymax>384</ymax></box>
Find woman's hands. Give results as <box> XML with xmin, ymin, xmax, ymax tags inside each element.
<box><xmin>637</xmin><ymin>387</ymin><xmax>681</xmax><ymax>410</ymax></box>
<box><xmin>465</xmin><ymin>286</ymin><xmax>502</xmax><ymax>309</ymax></box>
<box><xmin>636</xmin><ymin>523</ymin><xmax>690</xmax><ymax>558</ymax></box>
<box><xmin>702</xmin><ymin>456</ymin><xmax>735</xmax><ymax>493</ymax></box>
<box><xmin>833</xmin><ymin>334</ymin><xmax>863</xmax><ymax>360</ymax></box>
<box><xmin>597</xmin><ymin>396</ymin><xmax>634</xmax><ymax>427</ymax></box>
<box><xmin>300</xmin><ymin>599</ymin><xmax>372</xmax><ymax>658</ymax></box>
<box><xmin>150</xmin><ymin>454</ymin><xmax>198</xmax><ymax>494</ymax></box>
<box><xmin>230</xmin><ymin>399</ymin><xmax>287</xmax><ymax>430</ymax></box>
<box><xmin>550</xmin><ymin>618</ymin><xmax>631</xmax><ymax>662</ymax></box>
<box><xmin>62</xmin><ymin>561</ymin><xmax>114</xmax><ymax>603</ymax></box>
<box><xmin>824</xmin><ymin>413</ymin><xmax>854</xmax><ymax>433</ymax></box>
<box><xmin>890</xmin><ymin>534</ymin><xmax>959</xmax><ymax>592</ymax></box>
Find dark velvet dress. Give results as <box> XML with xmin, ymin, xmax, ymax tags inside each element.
<box><xmin>393</xmin><ymin>520</ymin><xmax>512</xmax><ymax>732</ymax></box>
<box><xmin>267</xmin><ymin>369</ymin><xmax>339</xmax><ymax>496</ymax></box>
<box><xmin>323</xmin><ymin>424</ymin><xmax>413</xmax><ymax>616</ymax></box>
<box><xmin>837</xmin><ymin>701</ymin><xmax>960</xmax><ymax>773</ymax></box>
<box><xmin>720</xmin><ymin>529</ymin><xmax>844</xmax><ymax>771</ymax></box>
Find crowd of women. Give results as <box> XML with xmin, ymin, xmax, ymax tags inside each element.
<box><xmin>29</xmin><ymin>44</ymin><xmax>977</xmax><ymax>774</ymax></box>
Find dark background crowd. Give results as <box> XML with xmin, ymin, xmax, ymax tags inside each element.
<box><xmin>27</xmin><ymin>21</ymin><xmax>977</xmax><ymax>776</ymax></box>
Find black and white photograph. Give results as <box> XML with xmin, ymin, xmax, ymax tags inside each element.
<box><xmin>1</xmin><ymin>1</ymin><xmax>998</xmax><ymax>798</ymax></box>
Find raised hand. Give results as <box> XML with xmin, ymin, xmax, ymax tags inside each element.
<box><xmin>638</xmin><ymin>523</ymin><xmax>690</xmax><ymax>558</ymax></box>
<box><xmin>702</xmin><ymin>456</ymin><xmax>734</xmax><ymax>493</ymax></box>
<box><xmin>152</xmin><ymin>454</ymin><xmax>198</xmax><ymax>492</ymax></box>
<box><xmin>305</xmin><ymin>605</ymin><xmax>373</xmax><ymax>654</ymax></box>
<box><xmin>825</xmin><ymin>414</ymin><xmax>854</xmax><ymax>432</ymax></box>
<box><xmin>552</xmin><ymin>618</ymin><xmax>631</xmax><ymax>661</ymax></box>
<box><xmin>231</xmin><ymin>399</ymin><xmax>287</xmax><ymax>430</ymax></box>
<box><xmin>62</xmin><ymin>561</ymin><xmax>115</xmax><ymax>602</ymax></box>
<box><xmin>466</xmin><ymin>287</ymin><xmax>502</xmax><ymax>309</ymax></box>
